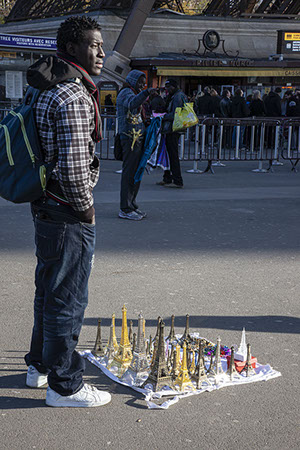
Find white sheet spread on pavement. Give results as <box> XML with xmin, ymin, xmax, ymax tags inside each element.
<box><xmin>81</xmin><ymin>350</ymin><xmax>281</xmax><ymax>409</ymax></box>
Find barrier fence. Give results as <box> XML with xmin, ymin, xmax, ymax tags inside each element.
<box><xmin>1</xmin><ymin>108</ymin><xmax>299</xmax><ymax>172</ymax></box>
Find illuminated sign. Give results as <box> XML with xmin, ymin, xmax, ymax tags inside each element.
<box><xmin>277</xmin><ymin>30</ymin><xmax>300</xmax><ymax>54</ymax></box>
<box><xmin>0</xmin><ymin>33</ymin><xmax>56</xmax><ymax>51</ymax></box>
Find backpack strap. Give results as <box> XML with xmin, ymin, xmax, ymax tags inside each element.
<box><xmin>24</xmin><ymin>86</ymin><xmax>41</xmax><ymax>106</ymax></box>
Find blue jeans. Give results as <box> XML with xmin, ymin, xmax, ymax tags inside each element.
<box><xmin>25</xmin><ymin>200</ymin><xmax>95</xmax><ymax>396</ymax></box>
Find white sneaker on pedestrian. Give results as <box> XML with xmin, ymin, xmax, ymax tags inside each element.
<box><xmin>26</xmin><ymin>365</ymin><xmax>48</xmax><ymax>388</ymax></box>
<box><xmin>45</xmin><ymin>384</ymin><xmax>111</xmax><ymax>408</ymax></box>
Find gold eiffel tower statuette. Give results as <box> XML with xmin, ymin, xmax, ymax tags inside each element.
<box><xmin>132</xmin><ymin>333</ymin><xmax>137</xmax><ymax>352</ymax></box>
<box><xmin>207</xmin><ymin>337</ymin><xmax>224</xmax><ymax>380</ymax></box>
<box><xmin>129</xmin><ymin>320</ymin><xmax>133</xmax><ymax>345</ymax></box>
<box><xmin>111</xmin><ymin>313</ymin><xmax>119</xmax><ymax>352</ymax></box>
<box><xmin>142</xmin><ymin>321</ymin><xmax>174</xmax><ymax>392</ymax></box>
<box><xmin>180</xmin><ymin>314</ymin><xmax>192</xmax><ymax>344</ymax></box>
<box><xmin>102</xmin><ymin>325</ymin><xmax>117</xmax><ymax>366</ymax></box>
<box><xmin>166</xmin><ymin>314</ymin><xmax>176</xmax><ymax>342</ymax></box>
<box><xmin>153</xmin><ymin>316</ymin><xmax>162</xmax><ymax>342</ymax></box>
<box><xmin>192</xmin><ymin>341</ymin><xmax>211</xmax><ymax>389</ymax></box>
<box><xmin>108</xmin><ymin>305</ymin><xmax>133</xmax><ymax>376</ymax></box>
<box><xmin>120</xmin><ymin>313</ymin><xmax>149</xmax><ymax>386</ymax></box>
<box><xmin>240</xmin><ymin>344</ymin><xmax>256</xmax><ymax>377</ymax></box>
<box><xmin>171</xmin><ymin>343</ymin><xmax>182</xmax><ymax>379</ymax></box>
<box><xmin>92</xmin><ymin>318</ymin><xmax>105</xmax><ymax>357</ymax></box>
<box><xmin>226</xmin><ymin>346</ymin><xmax>240</xmax><ymax>381</ymax></box>
<box><xmin>174</xmin><ymin>342</ymin><xmax>196</xmax><ymax>392</ymax></box>
<box><xmin>150</xmin><ymin>337</ymin><xmax>158</xmax><ymax>369</ymax></box>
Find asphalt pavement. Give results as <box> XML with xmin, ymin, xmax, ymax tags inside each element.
<box><xmin>0</xmin><ymin>158</ymin><xmax>299</xmax><ymax>450</ymax></box>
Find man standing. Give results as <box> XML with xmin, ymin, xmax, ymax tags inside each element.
<box><xmin>264</xmin><ymin>87</ymin><xmax>282</xmax><ymax>117</ymax></box>
<box><xmin>157</xmin><ymin>79</ymin><xmax>186</xmax><ymax>188</ymax></box>
<box><xmin>25</xmin><ymin>16</ymin><xmax>111</xmax><ymax>408</ymax></box>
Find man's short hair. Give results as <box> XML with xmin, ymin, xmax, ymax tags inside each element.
<box><xmin>275</xmin><ymin>87</ymin><xmax>282</xmax><ymax>94</ymax></box>
<box><xmin>235</xmin><ymin>88</ymin><xmax>242</xmax><ymax>97</ymax></box>
<box><xmin>203</xmin><ymin>86</ymin><xmax>211</xmax><ymax>95</ymax></box>
<box><xmin>165</xmin><ymin>79</ymin><xmax>178</xmax><ymax>89</ymax></box>
<box><xmin>57</xmin><ymin>16</ymin><xmax>101</xmax><ymax>51</ymax></box>
<box><xmin>222</xmin><ymin>89</ymin><xmax>229</xmax><ymax>97</ymax></box>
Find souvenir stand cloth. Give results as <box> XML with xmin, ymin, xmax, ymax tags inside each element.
<box><xmin>81</xmin><ymin>335</ymin><xmax>281</xmax><ymax>410</ymax></box>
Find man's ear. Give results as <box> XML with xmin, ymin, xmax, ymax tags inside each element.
<box><xmin>65</xmin><ymin>41</ymin><xmax>77</xmax><ymax>57</ymax></box>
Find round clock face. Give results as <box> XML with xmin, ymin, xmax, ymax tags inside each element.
<box><xmin>203</xmin><ymin>30</ymin><xmax>220</xmax><ymax>51</ymax></box>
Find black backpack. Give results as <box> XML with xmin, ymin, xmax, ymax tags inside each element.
<box><xmin>0</xmin><ymin>87</ymin><xmax>55</xmax><ymax>203</ymax></box>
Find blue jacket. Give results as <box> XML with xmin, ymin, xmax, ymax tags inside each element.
<box><xmin>117</xmin><ymin>70</ymin><xmax>150</xmax><ymax>136</ymax></box>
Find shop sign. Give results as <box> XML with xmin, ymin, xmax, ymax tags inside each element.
<box><xmin>0</xmin><ymin>51</ymin><xmax>16</xmax><ymax>58</ymax></box>
<box><xmin>277</xmin><ymin>31</ymin><xmax>300</xmax><ymax>54</ymax></box>
<box><xmin>5</xmin><ymin>71</ymin><xmax>23</xmax><ymax>99</ymax></box>
<box><xmin>98</xmin><ymin>81</ymin><xmax>118</xmax><ymax>108</ymax></box>
<box><xmin>191</xmin><ymin>59</ymin><xmax>254</xmax><ymax>67</ymax></box>
<box><xmin>0</xmin><ymin>33</ymin><xmax>56</xmax><ymax>51</ymax></box>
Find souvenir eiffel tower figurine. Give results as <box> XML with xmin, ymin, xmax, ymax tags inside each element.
<box><xmin>167</xmin><ymin>343</ymin><xmax>175</xmax><ymax>372</ymax></box>
<box><xmin>92</xmin><ymin>318</ymin><xmax>105</xmax><ymax>357</ymax></box>
<box><xmin>153</xmin><ymin>316</ymin><xmax>162</xmax><ymax>342</ymax></box>
<box><xmin>132</xmin><ymin>333</ymin><xmax>137</xmax><ymax>352</ymax></box>
<box><xmin>142</xmin><ymin>321</ymin><xmax>174</xmax><ymax>392</ymax></box>
<box><xmin>240</xmin><ymin>344</ymin><xmax>256</xmax><ymax>377</ymax></box>
<box><xmin>171</xmin><ymin>343</ymin><xmax>181</xmax><ymax>379</ymax></box>
<box><xmin>192</xmin><ymin>341</ymin><xmax>211</xmax><ymax>389</ymax></box>
<box><xmin>167</xmin><ymin>315</ymin><xmax>176</xmax><ymax>342</ymax></box>
<box><xmin>226</xmin><ymin>346</ymin><xmax>240</xmax><ymax>381</ymax></box>
<box><xmin>111</xmin><ymin>313</ymin><xmax>119</xmax><ymax>352</ymax></box>
<box><xmin>120</xmin><ymin>313</ymin><xmax>149</xmax><ymax>386</ymax></box>
<box><xmin>174</xmin><ymin>342</ymin><xmax>196</xmax><ymax>392</ymax></box>
<box><xmin>180</xmin><ymin>314</ymin><xmax>192</xmax><ymax>344</ymax></box>
<box><xmin>102</xmin><ymin>325</ymin><xmax>117</xmax><ymax>366</ymax></box>
<box><xmin>150</xmin><ymin>336</ymin><xmax>158</xmax><ymax>369</ymax></box>
<box><xmin>129</xmin><ymin>320</ymin><xmax>133</xmax><ymax>345</ymax></box>
<box><xmin>108</xmin><ymin>305</ymin><xmax>133</xmax><ymax>376</ymax></box>
<box><xmin>207</xmin><ymin>338</ymin><xmax>224</xmax><ymax>381</ymax></box>
<box><xmin>189</xmin><ymin>349</ymin><xmax>196</xmax><ymax>376</ymax></box>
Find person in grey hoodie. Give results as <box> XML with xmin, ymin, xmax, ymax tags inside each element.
<box><xmin>117</xmin><ymin>70</ymin><xmax>154</xmax><ymax>220</ymax></box>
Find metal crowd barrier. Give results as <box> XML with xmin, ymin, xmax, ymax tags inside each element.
<box><xmin>97</xmin><ymin>115</ymin><xmax>299</xmax><ymax>173</ymax></box>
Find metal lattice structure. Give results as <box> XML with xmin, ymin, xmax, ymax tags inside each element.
<box><xmin>5</xmin><ymin>0</ymin><xmax>184</xmax><ymax>22</ymax></box>
<box><xmin>5</xmin><ymin>0</ymin><xmax>300</xmax><ymax>22</ymax></box>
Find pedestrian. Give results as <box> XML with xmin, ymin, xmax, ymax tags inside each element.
<box><xmin>117</xmin><ymin>70</ymin><xmax>154</xmax><ymax>220</ymax></box>
<box><xmin>157</xmin><ymin>79</ymin><xmax>187</xmax><ymax>188</ymax></box>
<box><xmin>231</xmin><ymin>88</ymin><xmax>249</xmax><ymax>149</ymax></box>
<box><xmin>25</xmin><ymin>16</ymin><xmax>111</xmax><ymax>407</ymax></box>
<box><xmin>264</xmin><ymin>87</ymin><xmax>282</xmax><ymax>117</ymax></box>
<box><xmin>150</xmin><ymin>89</ymin><xmax>166</xmax><ymax>114</ymax></box>
<box><xmin>220</xmin><ymin>89</ymin><xmax>232</xmax><ymax>118</ymax></box>
<box><xmin>196</xmin><ymin>86</ymin><xmax>212</xmax><ymax>116</ymax></box>
<box><xmin>249</xmin><ymin>90</ymin><xmax>266</xmax><ymax>117</ymax></box>
<box><xmin>210</xmin><ymin>88</ymin><xmax>221</xmax><ymax>116</ymax></box>
<box><xmin>281</xmin><ymin>91</ymin><xmax>293</xmax><ymax>116</ymax></box>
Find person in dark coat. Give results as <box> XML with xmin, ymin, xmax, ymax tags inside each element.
<box><xmin>219</xmin><ymin>89</ymin><xmax>232</xmax><ymax>118</ymax></box>
<box><xmin>196</xmin><ymin>86</ymin><xmax>213</xmax><ymax>116</ymax></box>
<box><xmin>231</xmin><ymin>89</ymin><xmax>249</xmax><ymax>118</ymax></box>
<box><xmin>264</xmin><ymin>87</ymin><xmax>282</xmax><ymax>117</ymax></box>
<box><xmin>157</xmin><ymin>78</ymin><xmax>187</xmax><ymax>188</ymax></box>
<box><xmin>210</xmin><ymin>88</ymin><xmax>221</xmax><ymax>116</ymax></box>
<box><xmin>286</xmin><ymin>93</ymin><xmax>300</xmax><ymax>117</ymax></box>
<box><xmin>249</xmin><ymin>90</ymin><xmax>266</xmax><ymax>117</ymax></box>
<box><xmin>231</xmin><ymin>89</ymin><xmax>248</xmax><ymax>148</ymax></box>
<box><xmin>150</xmin><ymin>90</ymin><xmax>166</xmax><ymax>113</ymax></box>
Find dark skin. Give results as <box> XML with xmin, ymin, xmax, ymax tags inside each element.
<box><xmin>66</xmin><ymin>29</ymin><xmax>105</xmax><ymax>76</ymax></box>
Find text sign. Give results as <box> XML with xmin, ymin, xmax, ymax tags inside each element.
<box><xmin>277</xmin><ymin>30</ymin><xmax>300</xmax><ymax>54</ymax></box>
<box><xmin>5</xmin><ymin>71</ymin><xmax>23</xmax><ymax>99</ymax></box>
<box><xmin>0</xmin><ymin>33</ymin><xmax>56</xmax><ymax>51</ymax></box>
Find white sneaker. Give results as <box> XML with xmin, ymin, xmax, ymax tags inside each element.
<box><xmin>26</xmin><ymin>365</ymin><xmax>48</xmax><ymax>388</ymax></box>
<box><xmin>45</xmin><ymin>383</ymin><xmax>111</xmax><ymax>408</ymax></box>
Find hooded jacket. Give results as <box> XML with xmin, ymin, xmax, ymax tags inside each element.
<box><xmin>231</xmin><ymin>95</ymin><xmax>249</xmax><ymax>118</ymax></box>
<box><xmin>117</xmin><ymin>70</ymin><xmax>150</xmax><ymax>136</ymax></box>
<box><xmin>27</xmin><ymin>56</ymin><xmax>100</xmax><ymax>222</ymax></box>
<box><xmin>264</xmin><ymin>91</ymin><xmax>282</xmax><ymax>117</ymax></box>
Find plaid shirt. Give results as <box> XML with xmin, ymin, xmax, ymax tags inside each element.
<box><xmin>34</xmin><ymin>79</ymin><xmax>99</xmax><ymax>212</ymax></box>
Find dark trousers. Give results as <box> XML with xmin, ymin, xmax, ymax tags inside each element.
<box><xmin>163</xmin><ymin>132</ymin><xmax>183</xmax><ymax>186</ymax></box>
<box><xmin>25</xmin><ymin>199</ymin><xmax>95</xmax><ymax>396</ymax></box>
<box><xmin>120</xmin><ymin>136</ymin><xmax>143</xmax><ymax>212</ymax></box>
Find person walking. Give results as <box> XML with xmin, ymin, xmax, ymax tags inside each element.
<box><xmin>117</xmin><ymin>70</ymin><xmax>154</xmax><ymax>220</ymax></box>
<box><xmin>25</xmin><ymin>16</ymin><xmax>111</xmax><ymax>407</ymax></box>
<box><xmin>157</xmin><ymin>79</ymin><xmax>187</xmax><ymax>188</ymax></box>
